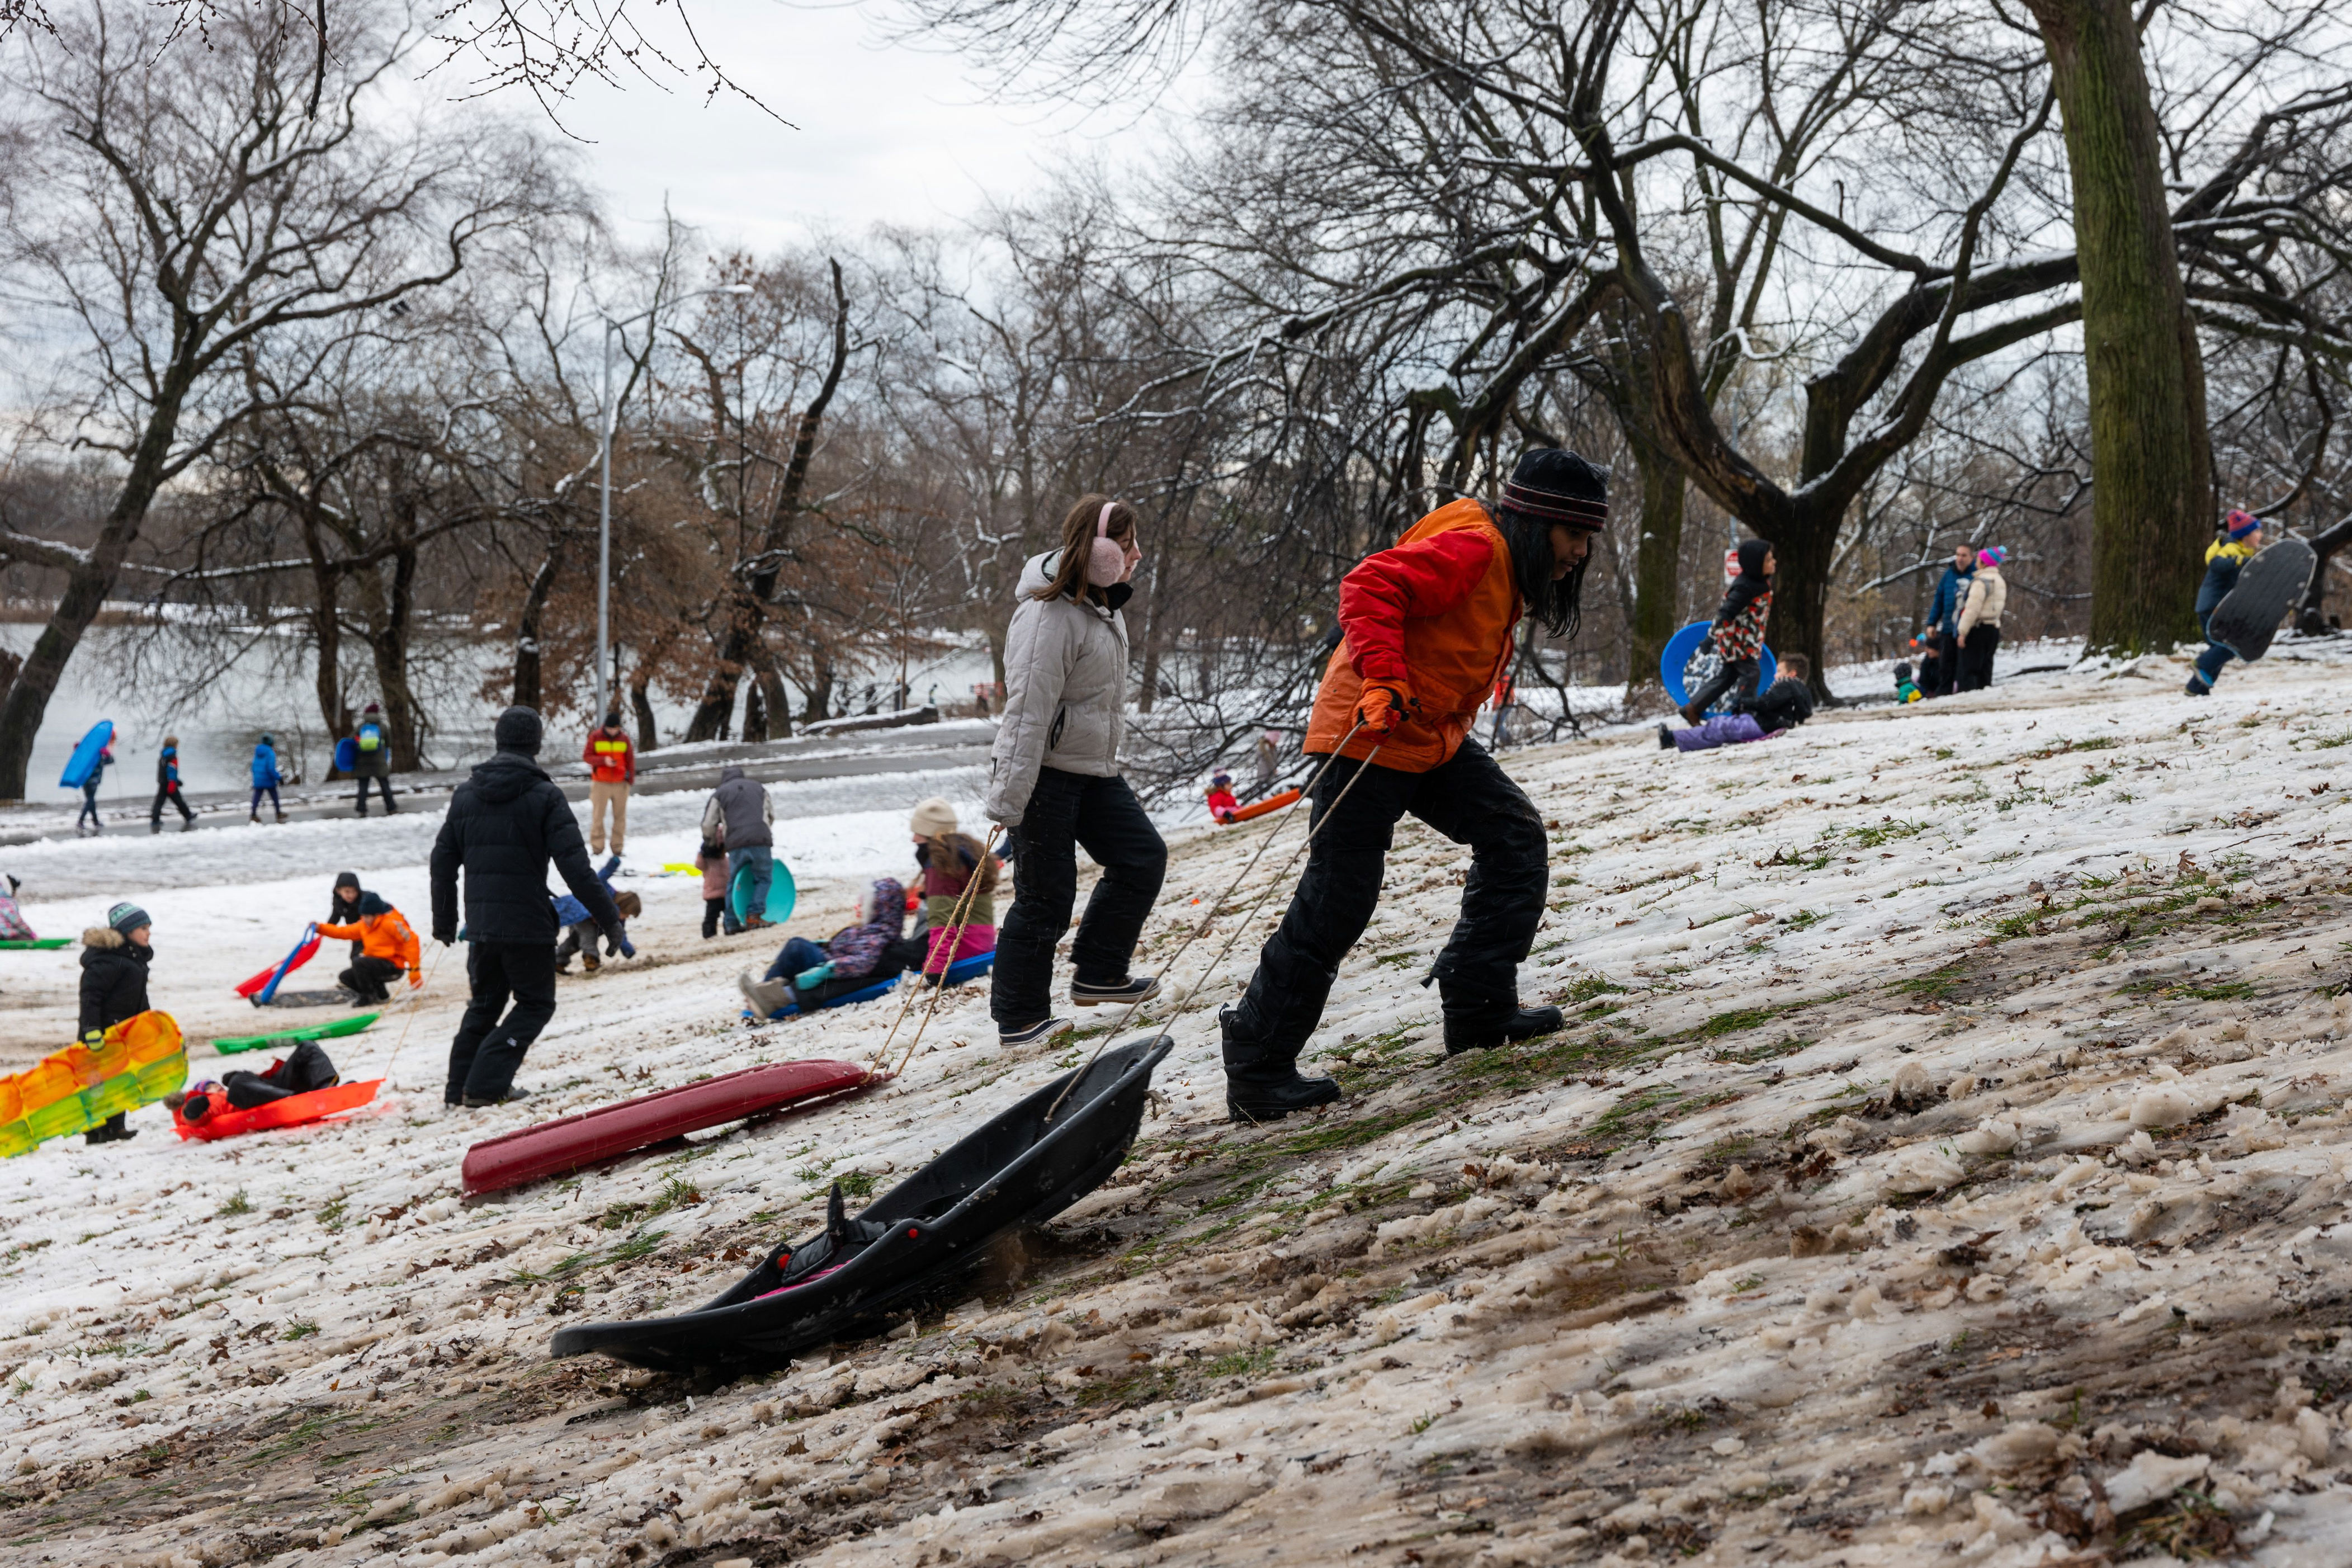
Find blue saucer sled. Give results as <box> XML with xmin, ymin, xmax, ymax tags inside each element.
<box><xmin>1660</xmin><ymin>622</ymin><xmax>1776</xmax><ymax>715</ymax></box>
<box><xmin>745</xmin><ymin>952</ymin><xmax>996</xmax><ymax>1021</ymax></box>
<box><xmin>60</xmin><ymin>720</ymin><xmax>113</xmax><ymax>790</ymax></box>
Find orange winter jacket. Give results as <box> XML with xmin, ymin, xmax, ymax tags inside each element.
<box><xmin>1305</xmin><ymin>499</ymin><xmax>1523</xmax><ymax>773</ymax></box>
<box><xmin>318</xmin><ymin>905</ymin><xmax>421</xmax><ymax>972</ymax></box>
<box><xmin>584</xmin><ymin>728</ymin><xmax>635</xmax><ymax>784</ymax></box>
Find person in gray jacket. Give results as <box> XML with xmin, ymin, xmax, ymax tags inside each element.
<box><xmin>701</xmin><ymin>764</ymin><xmax>776</xmax><ymax>934</ymax></box>
<box><xmin>984</xmin><ymin>494</ymin><xmax>1166</xmax><ymax>1046</ymax></box>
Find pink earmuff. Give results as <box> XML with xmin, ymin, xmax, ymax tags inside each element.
<box><xmin>1085</xmin><ymin>501</ymin><xmax>1128</xmax><ymax>587</ymax></box>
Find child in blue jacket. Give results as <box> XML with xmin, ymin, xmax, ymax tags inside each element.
<box><xmin>2186</xmin><ymin>511</ymin><xmax>2262</xmax><ymax>696</ymax></box>
<box><xmin>249</xmin><ymin>734</ymin><xmax>286</xmax><ymax>823</ymax></box>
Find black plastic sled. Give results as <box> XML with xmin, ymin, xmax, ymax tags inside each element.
<box><xmin>550</xmin><ymin>1033</ymin><xmax>1173</xmax><ymax>1372</ymax></box>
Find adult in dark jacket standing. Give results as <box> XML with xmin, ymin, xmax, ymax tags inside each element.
<box><xmin>700</xmin><ymin>765</ymin><xmax>776</xmax><ymax>936</ymax></box>
<box><xmin>79</xmin><ymin>901</ymin><xmax>155</xmax><ymax>1144</ymax></box>
<box><xmin>1923</xmin><ymin>545</ymin><xmax>1975</xmax><ymax>697</ymax></box>
<box><xmin>429</xmin><ymin>706</ymin><xmax>622</xmax><ymax>1107</ymax></box>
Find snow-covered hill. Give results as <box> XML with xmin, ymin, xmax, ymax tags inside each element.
<box><xmin>7</xmin><ymin>640</ymin><xmax>2352</xmax><ymax>1567</ymax></box>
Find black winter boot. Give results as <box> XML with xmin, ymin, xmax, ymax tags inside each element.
<box><xmin>1221</xmin><ymin>1007</ymin><xmax>1341</xmax><ymax>1123</ymax></box>
<box><xmin>1444</xmin><ymin>1005</ymin><xmax>1566</xmax><ymax>1056</ymax></box>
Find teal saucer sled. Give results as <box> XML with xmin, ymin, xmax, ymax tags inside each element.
<box><xmin>729</xmin><ymin>861</ymin><xmax>797</xmax><ymax>925</ymax></box>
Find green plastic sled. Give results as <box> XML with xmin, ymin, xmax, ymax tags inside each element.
<box><xmin>0</xmin><ymin>939</ymin><xmax>69</xmax><ymax>950</ymax></box>
<box><xmin>211</xmin><ymin>1011</ymin><xmax>381</xmax><ymax>1056</ymax></box>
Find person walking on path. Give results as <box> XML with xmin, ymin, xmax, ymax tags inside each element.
<box><xmin>1925</xmin><ymin>544</ymin><xmax>1976</xmax><ymax>697</ymax></box>
<box><xmin>318</xmin><ymin>892</ymin><xmax>421</xmax><ymax>1005</ymax></box>
<box><xmin>2186</xmin><ymin>511</ymin><xmax>2264</xmax><ymax>696</ymax></box>
<box><xmin>78</xmin><ymin>901</ymin><xmax>154</xmax><ymax>1144</ymax></box>
<box><xmin>701</xmin><ymin>765</ymin><xmax>776</xmax><ymax>936</ymax></box>
<box><xmin>249</xmin><ymin>734</ymin><xmax>286</xmax><ymax>823</ymax></box>
<box><xmin>349</xmin><ymin>702</ymin><xmax>396</xmax><ymax>816</ymax></box>
<box><xmin>150</xmin><ymin>737</ymin><xmax>196</xmax><ymax>833</ymax></box>
<box><xmin>1678</xmin><ymin>538</ymin><xmax>1774</xmax><ymax>722</ymax></box>
<box><xmin>429</xmin><ymin>706</ymin><xmax>622</xmax><ymax>1107</ymax></box>
<box><xmin>1219</xmin><ymin>448</ymin><xmax>1603</xmax><ymax>1121</ymax></box>
<box><xmin>1955</xmin><ymin>545</ymin><xmax>2008</xmax><ymax>692</ymax></box>
<box><xmin>984</xmin><ymin>494</ymin><xmax>1167</xmax><ymax>1048</ymax></box>
<box><xmin>583</xmin><ymin>711</ymin><xmax>635</xmax><ymax>856</ymax></box>
<box><xmin>75</xmin><ymin>742</ymin><xmax>112</xmax><ymax>835</ymax></box>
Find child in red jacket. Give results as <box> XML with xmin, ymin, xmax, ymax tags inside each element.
<box><xmin>1205</xmin><ymin>771</ymin><xmax>1241</xmax><ymax>823</ymax></box>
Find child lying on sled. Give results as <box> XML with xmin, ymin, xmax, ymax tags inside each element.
<box><xmin>1657</xmin><ymin>654</ymin><xmax>1815</xmax><ymax>753</ymax></box>
<box><xmin>738</xmin><ymin>877</ymin><xmax>918</xmax><ymax>1017</ymax></box>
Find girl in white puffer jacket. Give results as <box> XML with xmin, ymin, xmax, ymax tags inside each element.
<box><xmin>984</xmin><ymin>495</ymin><xmax>1167</xmax><ymax>1045</ymax></box>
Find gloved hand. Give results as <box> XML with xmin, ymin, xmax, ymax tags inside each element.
<box><xmin>434</xmin><ymin>929</ymin><xmax>456</xmax><ymax>947</ymax></box>
<box><xmin>794</xmin><ymin>962</ymin><xmax>835</xmax><ymax>990</ymax></box>
<box><xmin>1356</xmin><ymin>680</ymin><xmax>1418</xmax><ymax>734</ymax></box>
<box><xmin>618</xmin><ymin>936</ymin><xmax>636</xmax><ymax>959</ymax></box>
<box><xmin>407</xmin><ymin>968</ymin><xmax>422</xmax><ymax>989</ymax></box>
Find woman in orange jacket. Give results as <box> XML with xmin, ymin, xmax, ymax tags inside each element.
<box><xmin>1220</xmin><ymin>448</ymin><xmax>1606</xmax><ymax>1121</ymax></box>
<box><xmin>318</xmin><ymin>892</ymin><xmax>422</xmax><ymax>1006</ymax></box>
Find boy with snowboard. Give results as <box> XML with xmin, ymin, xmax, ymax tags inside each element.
<box><xmin>1678</xmin><ymin>539</ymin><xmax>1775</xmax><ymax>722</ymax></box>
<box><xmin>1216</xmin><ymin>448</ymin><xmax>1604</xmax><ymax>1122</ymax></box>
<box><xmin>2186</xmin><ymin>510</ymin><xmax>2263</xmax><ymax>696</ymax></box>
<box><xmin>1657</xmin><ymin>654</ymin><xmax>1815</xmax><ymax>752</ymax></box>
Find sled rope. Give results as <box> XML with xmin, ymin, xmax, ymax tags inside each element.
<box><xmin>377</xmin><ymin>942</ymin><xmax>448</xmax><ymax>1085</ymax></box>
<box><xmin>1043</xmin><ymin>722</ymin><xmax>1386</xmax><ymax>1121</ymax></box>
<box><xmin>872</xmin><ymin>824</ymin><xmax>1003</xmax><ymax>1080</ymax></box>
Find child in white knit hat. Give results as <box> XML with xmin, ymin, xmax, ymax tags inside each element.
<box><xmin>908</xmin><ymin>797</ymin><xmax>998</xmax><ymax>977</ymax></box>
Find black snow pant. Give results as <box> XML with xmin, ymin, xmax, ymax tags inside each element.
<box><xmin>1225</xmin><ymin>738</ymin><xmax>1546</xmax><ymax>1068</ymax></box>
<box><xmin>151</xmin><ymin>786</ymin><xmax>194</xmax><ymax>826</ymax></box>
<box><xmin>1958</xmin><ymin>625</ymin><xmax>2001</xmax><ymax>692</ymax></box>
<box><xmin>702</xmin><ymin>896</ymin><xmax>724</xmax><ymax>939</ymax></box>
<box><xmin>445</xmin><ymin>941</ymin><xmax>558</xmax><ymax>1104</ymax></box>
<box><xmin>339</xmin><ymin>955</ymin><xmax>403</xmax><ymax>1003</ymax></box>
<box><xmin>353</xmin><ymin>773</ymin><xmax>396</xmax><ymax>814</ymax></box>
<box><xmin>991</xmin><ymin>768</ymin><xmax>1166</xmax><ymax>1029</ymax></box>
<box><xmin>1933</xmin><ymin>630</ymin><xmax>1963</xmax><ymax>696</ymax></box>
<box><xmin>1686</xmin><ymin>655</ymin><xmax>1759</xmax><ymax>716</ymax></box>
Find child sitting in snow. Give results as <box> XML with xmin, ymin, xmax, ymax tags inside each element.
<box><xmin>1205</xmin><ymin>771</ymin><xmax>1241</xmax><ymax>824</ymax></box>
<box><xmin>1657</xmin><ymin>654</ymin><xmax>1815</xmax><ymax>753</ymax></box>
<box><xmin>1893</xmin><ymin>662</ymin><xmax>1923</xmax><ymax>703</ymax></box>
<box><xmin>738</xmin><ymin>877</ymin><xmax>906</xmax><ymax>1017</ymax></box>
<box><xmin>554</xmin><ymin>857</ymin><xmax>638</xmax><ymax>972</ymax></box>
<box><xmin>907</xmin><ymin>798</ymin><xmax>998</xmax><ymax>977</ymax></box>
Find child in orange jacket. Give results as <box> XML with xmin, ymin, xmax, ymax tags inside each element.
<box><xmin>318</xmin><ymin>892</ymin><xmax>421</xmax><ymax>1005</ymax></box>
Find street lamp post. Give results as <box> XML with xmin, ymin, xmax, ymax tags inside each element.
<box><xmin>596</xmin><ymin>284</ymin><xmax>754</xmax><ymax>722</ymax></box>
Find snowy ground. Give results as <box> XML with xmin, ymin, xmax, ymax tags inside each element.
<box><xmin>8</xmin><ymin>638</ymin><xmax>2352</xmax><ymax>1567</ymax></box>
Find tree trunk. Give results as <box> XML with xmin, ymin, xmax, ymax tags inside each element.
<box><xmin>682</xmin><ymin>607</ymin><xmax>752</xmax><ymax>743</ymax></box>
<box><xmin>1137</xmin><ymin>555</ymin><xmax>1169</xmax><ymax>714</ymax></box>
<box><xmin>2296</xmin><ymin>515</ymin><xmax>2352</xmax><ymax>634</ymax></box>
<box><xmin>365</xmin><ymin>542</ymin><xmax>423</xmax><ymax>771</ymax></box>
<box><xmin>511</xmin><ymin>534</ymin><xmax>564</xmax><ymax>712</ymax></box>
<box><xmin>800</xmin><ymin>655</ymin><xmax>835</xmax><ymax>726</ymax></box>
<box><xmin>628</xmin><ymin>665</ymin><xmax>660</xmax><ymax>754</ymax></box>
<box><xmin>1625</xmin><ymin>434</ymin><xmax>1688</xmax><ymax>693</ymax></box>
<box><xmin>1769</xmin><ymin>512</ymin><xmax>1836</xmax><ymax>694</ymax></box>
<box><xmin>745</xmin><ymin>637</ymin><xmax>792</xmax><ymax>739</ymax></box>
<box><xmin>742</xmin><ymin>677</ymin><xmax>768</xmax><ymax>742</ymax></box>
<box><xmin>2027</xmin><ymin>0</ymin><xmax>2213</xmax><ymax>654</ymax></box>
<box><xmin>0</xmin><ymin>375</ymin><xmax>189</xmax><ymax>800</ymax></box>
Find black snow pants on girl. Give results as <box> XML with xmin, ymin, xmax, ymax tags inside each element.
<box><xmin>1223</xmin><ymin>738</ymin><xmax>1546</xmax><ymax>1070</ymax></box>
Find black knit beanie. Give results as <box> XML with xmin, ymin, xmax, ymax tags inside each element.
<box><xmin>494</xmin><ymin>706</ymin><xmax>543</xmax><ymax>755</ymax></box>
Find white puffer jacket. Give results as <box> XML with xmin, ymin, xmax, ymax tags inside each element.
<box><xmin>984</xmin><ymin>550</ymin><xmax>1130</xmax><ymax>825</ymax></box>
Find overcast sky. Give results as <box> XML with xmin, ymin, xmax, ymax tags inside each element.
<box><xmin>506</xmin><ymin>0</ymin><xmax>1120</xmax><ymax>252</ymax></box>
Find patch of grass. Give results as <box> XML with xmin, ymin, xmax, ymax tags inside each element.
<box><xmin>1697</xmin><ymin>1007</ymin><xmax>1778</xmax><ymax>1038</ymax></box>
<box><xmin>1</xmin><ymin>1238</ymin><xmax>53</xmax><ymax>1267</ymax></box>
<box><xmin>1371</xmin><ymin>951</ymin><xmax>1418</xmax><ymax>969</ymax></box>
<box><xmin>2307</xmin><ymin>730</ymin><xmax>2352</xmax><ymax>750</ymax></box>
<box><xmin>315</xmin><ymin>1197</ymin><xmax>348</xmax><ymax>1233</ymax></box>
<box><xmin>791</xmin><ymin>1159</ymin><xmax>837</xmax><ymax>1183</ymax></box>
<box><xmin>1717</xmin><ymin>1035</ymin><xmax>1811</xmax><ymax>1065</ymax></box>
<box><xmin>1558</xmin><ymin>974</ymin><xmax>1628</xmax><ymax>1006</ymax></box>
<box><xmin>833</xmin><ymin>1169</ymin><xmax>879</xmax><ymax>1200</ymax></box>
<box><xmin>1201</xmin><ymin>1346</ymin><xmax>1278</xmax><ymax>1381</ymax></box>
<box><xmin>216</xmin><ymin>1191</ymin><xmax>251</xmax><ymax>1218</ymax></box>
<box><xmin>280</xmin><ymin>1320</ymin><xmax>319</xmax><ymax>1342</ymax></box>
<box><xmin>1891</xmin><ymin>963</ymin><xmax>1969</xmax><ymax>1001</ymax></box>
<box><xmin>1783</xmin><ymin>909</ymin><xmax>1822</xmax><ymax>932</ymax></box>
<box><xmin>646</xmin><ymin>1176</ymin><xmax>703</xmax><ymax>1216</ymax></box>
<box><xmin>1410</xmin><ymin>1412</ymin><xmax>1441</xmax><ymax>1435</ymax></box>
<box><xmin>1842</xmin><ymin>818</ymin><xmax>1930</xmax><ymax>849</ymax></box>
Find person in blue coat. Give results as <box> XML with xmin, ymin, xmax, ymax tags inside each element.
<box><xmin>149</xmin><ymin>737</ymin><xmax>196</xmax><ymax>832</ymax></box>
<box><xmin>1921</xmin><ymin>543</ymin><xmax>1975</xmax><ymax>697</ymax></box>
<box><xmin>75</xmin><ymin>742</ymin><xmax>112</xmax><ymax>835</ymax></box>
<box><xmin>249</xmin><ymin>734</ymin><xmax>286</xmax><ymax>824</ymax></box>
<box><xmin>2186</xmin><ymin>510</ymin><xmax>2263</xmax><ymax>696</ymax></box>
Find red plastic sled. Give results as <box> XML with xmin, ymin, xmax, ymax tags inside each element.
<box><xmin>236</xmin><ymin>928</ymin><xmax>320</xmax><ymax>1000</ymax></box>
<box><xmin>174</xmin><ymin>1078</ymin><xmax>382</xmax><ymax>1141</ymax></box>
<box><xmin>1223</xmin><ymin>788</ymin><xmax>1301</xmax><ymax>824</ymax></box>
<box><xmin>462</xmin><ymin>1060</ymin><xmax>872</xmax><ymax>1195</ymax></box>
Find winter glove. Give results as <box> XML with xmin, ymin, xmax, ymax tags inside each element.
<box><xmin>617</xmin><ymin>936</ymin><xmax>636</xmax><ymax>960</ymax></box>
<box><xmin>406</xmin><ymin>968</ymin><xmax>422</xmax><ymax>989</ymax></box>
<box><xmin>793</xmin><ymin>962</ymin><xmax>835</xmax><ymax>991</ymax></box>
<box><xmin>433</xmin><ymin>928</ymin><xmax>456</xmax><ymax>947</ymax></box>
<box><xmin>1355</xmin><ymin>681</ymin><xmax>1418</xmax><ymax>735</ymax></box>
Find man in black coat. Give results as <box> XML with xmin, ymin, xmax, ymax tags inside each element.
<box><xmin>79</xmin><ymin>901</ymin><xmax>154</xmax><ymax>1144</ymax></box>
<box><xmin>429</xmin><ymin>706</ymin><xmax>623</xmax><ymax>1107</ymax></box>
